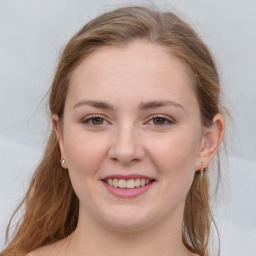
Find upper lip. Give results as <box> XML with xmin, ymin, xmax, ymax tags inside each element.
<box><xmin>102</xmin><ymin>174</ymin><xmax>155</xmax><ymax>180</ymax></box>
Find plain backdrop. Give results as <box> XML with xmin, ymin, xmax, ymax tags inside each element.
<box><xmin>0</xmin><ymin>0</ymin><xmax>255</xmax><ymax>255</ymax></box>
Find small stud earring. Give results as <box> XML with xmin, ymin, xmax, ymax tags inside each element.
<box><xmin>200</xmin><ymin>162</ymin><xmax>205</xmax><ymax>177</ymax></box>
<box><xmin>61</xmin><ymin>159</ymin><xmax>66</xmax><ymax>165</ymax></box>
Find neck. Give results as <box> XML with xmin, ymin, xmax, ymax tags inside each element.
<box><xmin>67</xmin><ymin>205</ymin><xmax>191</xmax><ymax>256</ymax></box>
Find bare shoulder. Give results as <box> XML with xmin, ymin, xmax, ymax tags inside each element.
<box><xmin>27</xmin><ymin>244</ymin><xmax>56</xmax><ymax>256</ymax></box>
<box><xmin>27</xmin><ymin>237</ymin><xmax>70</xmax><ymax>256</ymax></box>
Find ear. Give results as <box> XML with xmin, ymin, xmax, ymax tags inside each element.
<box><xmin>196</xmin><ymin>113</ymin><xmax>225</xmax><ymax>170</ymax></box>
<box><xmin>52</xmin><ymin>114</ymin><xmax>68</xmax><ymax>169</ymax></box>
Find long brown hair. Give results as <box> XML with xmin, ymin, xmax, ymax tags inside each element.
<box><xmin>1</xmin><ymin>5</ymin><xmax>227</xmax><ymax>256</ymax></box>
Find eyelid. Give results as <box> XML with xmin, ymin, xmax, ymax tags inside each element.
<box><xmin>82</xmin><ymin>114</ymin><xmax>110</xmax><ymax>127</ymax></box>
<box><xmin>81</xmin><ymin>114</ymin><xmax>174</xmax><ymax>128</ymax></box>
<box><xmin>146</xmin><ymin>115</ymin><xmax>174</xmax><ymax>126</ymax></box>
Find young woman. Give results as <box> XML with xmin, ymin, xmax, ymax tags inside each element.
<box><xmin>1</xmin><ymin>5</ymin><xmax>226</xmax><ymax>256</ymax></box>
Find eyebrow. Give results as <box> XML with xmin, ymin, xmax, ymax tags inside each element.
<box><xmin>73</xmin><ymin>100</ymin><xmax>114</xmax><ymax>110</ymax></box>
<box><xmin>73</xmin><ymin>99</ymin><xmax>185</xmax><ymax>111</ymax></box>
<box><xmin>139</xmin><ymin>100</ymin><xmax>185</xmax><ymax>111</ymax></box>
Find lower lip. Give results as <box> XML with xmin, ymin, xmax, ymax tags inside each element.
<box><xmin>102</xmin><ymin>181</ymin><xmax>155</xmax><ymax>198</ymax></box>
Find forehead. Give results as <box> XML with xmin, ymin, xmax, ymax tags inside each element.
<box><xmin>67</xmin><ymin>41</ymin><xmax>198</xmax><ymax>111</ymax></box>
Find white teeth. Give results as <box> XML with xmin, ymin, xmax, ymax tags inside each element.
<box><xmin>106</xmin><ymin>178</ymin><xmax>151</xmax><ymax>189</ymax></box>
<box><xmin>118</xmin><ymin>179</ymin><xmax>126</xmax><ymax>188</ymax></box>
<box><xmin>135</xmin><ymin>178</ymin><xmax>140</xmax><ymax>187</ymax></box>
<box><xmin>113</xmin><ymin>178</ymin><xmax>118</xmax><ymax>187</ymax></box>
<box><xmin>127</xmin><ymin>179</ymin><xmax>135</xmax><ymax>189</ymax></box>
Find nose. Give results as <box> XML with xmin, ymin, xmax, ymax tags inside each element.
<box><xmin>108</xmin><ymin>124</ymin><xmax>146</xmax><ymax>165</ymax></box>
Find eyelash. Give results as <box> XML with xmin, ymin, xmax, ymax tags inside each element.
<box><xmin>148</xmin><ymin>116</ymin><xmax>174</xmax><ymax>126</ymax></box>
<box><xmin>82</xmin><ymin>115</ymin><xmax>109</xmax><ymax>127</ymax></box>
<box><xmin>82</xmin><ymin>115</ymin><xmax>174</xmax><ymax>127</ymax></box>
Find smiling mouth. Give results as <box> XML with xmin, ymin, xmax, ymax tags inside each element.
<box><xmin>103</xmin><ymin>178</ymin><xmax>155</xmax><ymax>189</ymax></box>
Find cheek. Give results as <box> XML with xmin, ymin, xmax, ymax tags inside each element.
<box><xmin>152</xmin><ymin>129</ymin><xmax>200</xmax><ymax>167</ymax></box>
<box><xmin>63</xmin><ymin>127</ymin><xmax>108</xmax><ymax>178</ymax></box>
<box><xmin>149</xmin><ymin>128</ymin><xmax>201</xmax><ymax>192</ymax></box>
<box><xmin>62</xmin><ymin>128</ymin><xmax>110</xmax><ymax>202</ymax></box>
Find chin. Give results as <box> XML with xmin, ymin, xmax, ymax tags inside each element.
<box><xmin>99</xmin><ymin>206</ymin><xmax>156</xmax><ymax>232</ymax></box>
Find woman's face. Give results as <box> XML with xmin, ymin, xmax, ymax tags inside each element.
<box><xmin>57</xmin><ymin>41</ymin><xmax>206</xmax><ymax>231</ymax></box>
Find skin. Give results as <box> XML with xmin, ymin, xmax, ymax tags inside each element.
<box><xmin>29</xmin><ymin>40</ymin><xmax>224</xmax><ymax>256</ymax></box>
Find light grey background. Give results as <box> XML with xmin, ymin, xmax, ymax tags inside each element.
<box><xmin>0</xmin><ymin>0</ymin><xmax>255</xmax><ymax>255</ymax></box>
